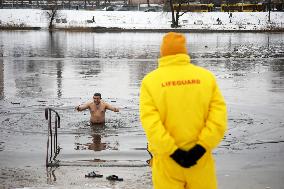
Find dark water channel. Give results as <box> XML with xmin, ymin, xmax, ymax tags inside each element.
<box><xmin>0</xmin><ymin>31</ymin><xmax>283</xmax><ymax>187</ymax></box>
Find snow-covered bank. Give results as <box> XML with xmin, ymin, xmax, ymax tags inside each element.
<box><xmin>0</xmin><ymin>9</ymin><xmax>284</xmax><ymax>31</ymax></box>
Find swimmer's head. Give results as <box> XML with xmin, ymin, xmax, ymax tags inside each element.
<box><xmin>94</xmin><ymin>93</ymin><xmax>101</xmax><ymax>99</ymax></box>
<box><xmin>93</xmin><ymin>93</ymin><xmax>101</xmax><ymax>104</ymax></box>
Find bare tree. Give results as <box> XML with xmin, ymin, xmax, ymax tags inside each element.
<box><xmin>167</xmin><ymin>0</ymin><xmax>188</xmax><ymax>28</ymax></box>
<box><xmin>45</xmin><ymin>0</ymin><xmax>59</xmax><ymax>31</ymax></box>
<box><xmin>95</xmin><ymin>0</ymin><xmax>100</xmax><ymax>7</ymax></box>
<box><xmin>47</xmin><ymin>8</ymin><xmax>58</xmax><ymax>30</ymax></box>
<box><xmin>268</xmin><ymin>0</ymin><xmax>271</xmax><ymax>22</ymax></box>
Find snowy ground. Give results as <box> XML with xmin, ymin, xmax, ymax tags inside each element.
<box><xmin>0</xmin><ymin>9</ymin><xmax>284</xmax><ymax>31</ymax></box>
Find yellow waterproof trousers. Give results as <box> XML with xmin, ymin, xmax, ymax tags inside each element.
<box><xmin>152</xmin><ymin>152</ymin><xmax>217</xmax><ymax>189</ymax></box>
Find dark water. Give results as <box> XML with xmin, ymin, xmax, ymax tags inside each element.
<box><xmin>0</xmin><ymin>31</ymin><xmax>283</xmax><ymax>177</ymax></box>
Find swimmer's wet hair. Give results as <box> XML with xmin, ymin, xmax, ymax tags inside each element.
<box><xmin>94</xmin><ymin>93</ymin><xmax>101</xmax><ymax>98</ymax></box>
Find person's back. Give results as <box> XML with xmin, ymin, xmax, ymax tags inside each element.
<box><xmin>143</xmin><ymin>57</ymin><xmax>225</xmax><ymax>152</ymax></box>
<box><xmin>140</xmin><ymin>32</ymin><xmax>227</xmax><ymax>189</ymax></box>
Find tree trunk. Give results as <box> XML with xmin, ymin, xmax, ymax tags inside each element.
<box><xmin>169</xmin><ymin>0</ymin><xmax>176</xmax><ymax>28</ymax></box>
<box><xmin>95</xmin><ymin>0</ymin><xmax>100</xmax><ymax>7</ymax></box>
<box><xmin>175</xmin><ymin>8</ymin><xmax>180</xmax><ymax>27</ymax></box>
<box><xmin>48</xmin><ymin>9</ymin><xmax>57</xmax><ymax>31</ymax></box>
<box><xmin>169</xmin><ymin>0</ymin><xmax>182</xmax><ymax>28</ymax></box>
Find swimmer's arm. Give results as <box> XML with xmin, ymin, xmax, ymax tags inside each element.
<box><xmin>105</xmin><ymin>103</ymin><xmax>119</xmax><ymax>112</ymax></box>
<box><xmin>76</xmin><ymin>103</ymin><xmax>90</xmax><ymax>111</ymax></box>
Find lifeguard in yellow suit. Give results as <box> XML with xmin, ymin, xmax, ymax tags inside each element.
<box><xmin>139</xmin><ymin>32</ymin><xmax>227</xmax><ymax>189</ymax></box>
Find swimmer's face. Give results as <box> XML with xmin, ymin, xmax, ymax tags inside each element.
<box><xmin>93</xmin><ymin>95</ymin><xmax>101</xmax><ymax>105</ymax></box>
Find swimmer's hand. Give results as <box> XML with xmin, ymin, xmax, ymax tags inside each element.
<box><xmin>114</xmin><ymin>108</ymin><xmax>119</xmax><ymax>112</ymax></box>
<box><xmin>75</xmin><ymin>106</ymin><xmax>80</xmax><ymax>111</ymax></box>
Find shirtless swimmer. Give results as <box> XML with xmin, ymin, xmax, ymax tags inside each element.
<box><xmin>75</xmin><ymin>93</ymin><xmax>119</xmax><ymax>124</ymax></box>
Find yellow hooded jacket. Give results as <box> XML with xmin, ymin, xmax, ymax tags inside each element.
<box><xmin>139</xmin><ymin>54</ymin><xmax>227</xmax><ymax>157</ymax></box>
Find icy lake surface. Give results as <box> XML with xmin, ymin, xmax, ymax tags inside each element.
<box><xmin>0</xmin><ymin>31</ymin><xmax>283</xmax><ymax>188</ymax></box>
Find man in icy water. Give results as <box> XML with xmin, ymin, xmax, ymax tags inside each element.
<box><xmin>75</xmin><ymin>93</ymin><xmax>119</xmax><ymax>124</ymax></box>
<box><xmin>139</xmin><ymin>32</ymin><xmax>227</xmax><ymax>189</ymax></box>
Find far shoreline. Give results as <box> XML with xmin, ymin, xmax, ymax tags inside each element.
<box><xmin>1</xmin><ymin>26</ymin><xmax>284</xmax><ymax>33</ymax></box>
<box><xmin>1</xmin><ymin>9</ymin><xmax>283</xmax><ymax>33</ymax></box>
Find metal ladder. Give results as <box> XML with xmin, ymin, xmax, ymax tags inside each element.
<box><xmin>45</xmin><ymin>107</ymin><xmax>61</xmax><ymax>167</ymax></box>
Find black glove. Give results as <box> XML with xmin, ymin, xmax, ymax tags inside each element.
<box><xmin>170</xmin><ymin>148</ymin><xmax>193</xmax><ymax>168</ymax></box>
<box><xmin>170</xmin><ymin>145</ymin><xmax>206</xmax><ymax>168</ymax></box>
<box><xmin>187</xmin><ymin>144</ymin><xmax>206</xmax><ymax>163</ymax></box>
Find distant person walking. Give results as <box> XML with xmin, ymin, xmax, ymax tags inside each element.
<box><xmin>139</xmin><ymin>32</ymin><xmax>227</xmax><ymax>189</ymax></box>
<box><xmin>76</xmin><ymin>93</ymin><xmax>119</xmax><ymax>124</ymax></box>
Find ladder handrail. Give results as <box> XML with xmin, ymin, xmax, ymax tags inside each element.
<box><xmin>45</xmin><ymin>107</ymin><xmax>61</xmax><ymax>167</ymax></box>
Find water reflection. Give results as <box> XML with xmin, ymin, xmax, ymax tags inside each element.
<box><xmin>0</xmin><ymin>31</ymin><xmax>283</xmax><ymax>168</ymax></box>
<box><xmin>271</xmin><ymin>59</ymin><xmax>284</xmax><ymax>77</ymax></box>
<box><xmin>74</xmin><ymin>124</ymin><xmax>119</xmax><ymax>152</ymax></box>
<box><xmin>0</xmin><ymin>31</ymin><xmax>282</xmax><ymax>117</ymax></box>
<box><xmin>12</xmin><ymin>59</ymin><xmax>43</xmax><ymax>98</ymax></box>
<box><xmin>224</xmin><ymin>59</ymin><xmax>256</xmax><ymax>72</ymax></box>
<box><xmin>48</xmin><ymin>32</ymin><xmax>66</xmax><ymax>58</ymax></box>
<box><xmin>270</xmin><ymin>59</ymin><xmax>284</xmax><ymax>92</ymax></box>
<box><xmin>0</xmin><ymin>31</ymin><xmax>282</xmax><ymax>105</ymax></box>
<box><xmin>46</xmin><ymin>167</ymin><xmax>57</xmax><ymax>184</ymax></box>
<box><xmin>128</xmin><ymin>60</ymin><xmax>157</xmax><ymax>89</ymax></box>
<box><xmin>0</xmin><ymin>58</ymin><xmax>3</xmax><ymax>99</ymax></box>
<box><xmin>87</xmin><ymin>124</ymin><xmax>107</xmax><ymax>151</ymax></box>
<box><xmin>56</xmin><ymin>61</ymin><xmax>63</xmax><ymax>98</ymax></box>
<box><xmin>77</xmin><ymin>60</ymin><xmax>102</xmax><ymax>76</ymax></box>
<box><xmin>87</xmin><ymin>133</ymin><xmax>107</xmax><ymax>151</ymax></box>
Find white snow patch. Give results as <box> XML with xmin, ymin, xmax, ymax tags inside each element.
<box><xmin>0</xmin><ymin>9</ymin><xmax>283</xmax><ymax>31</ymax></box>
